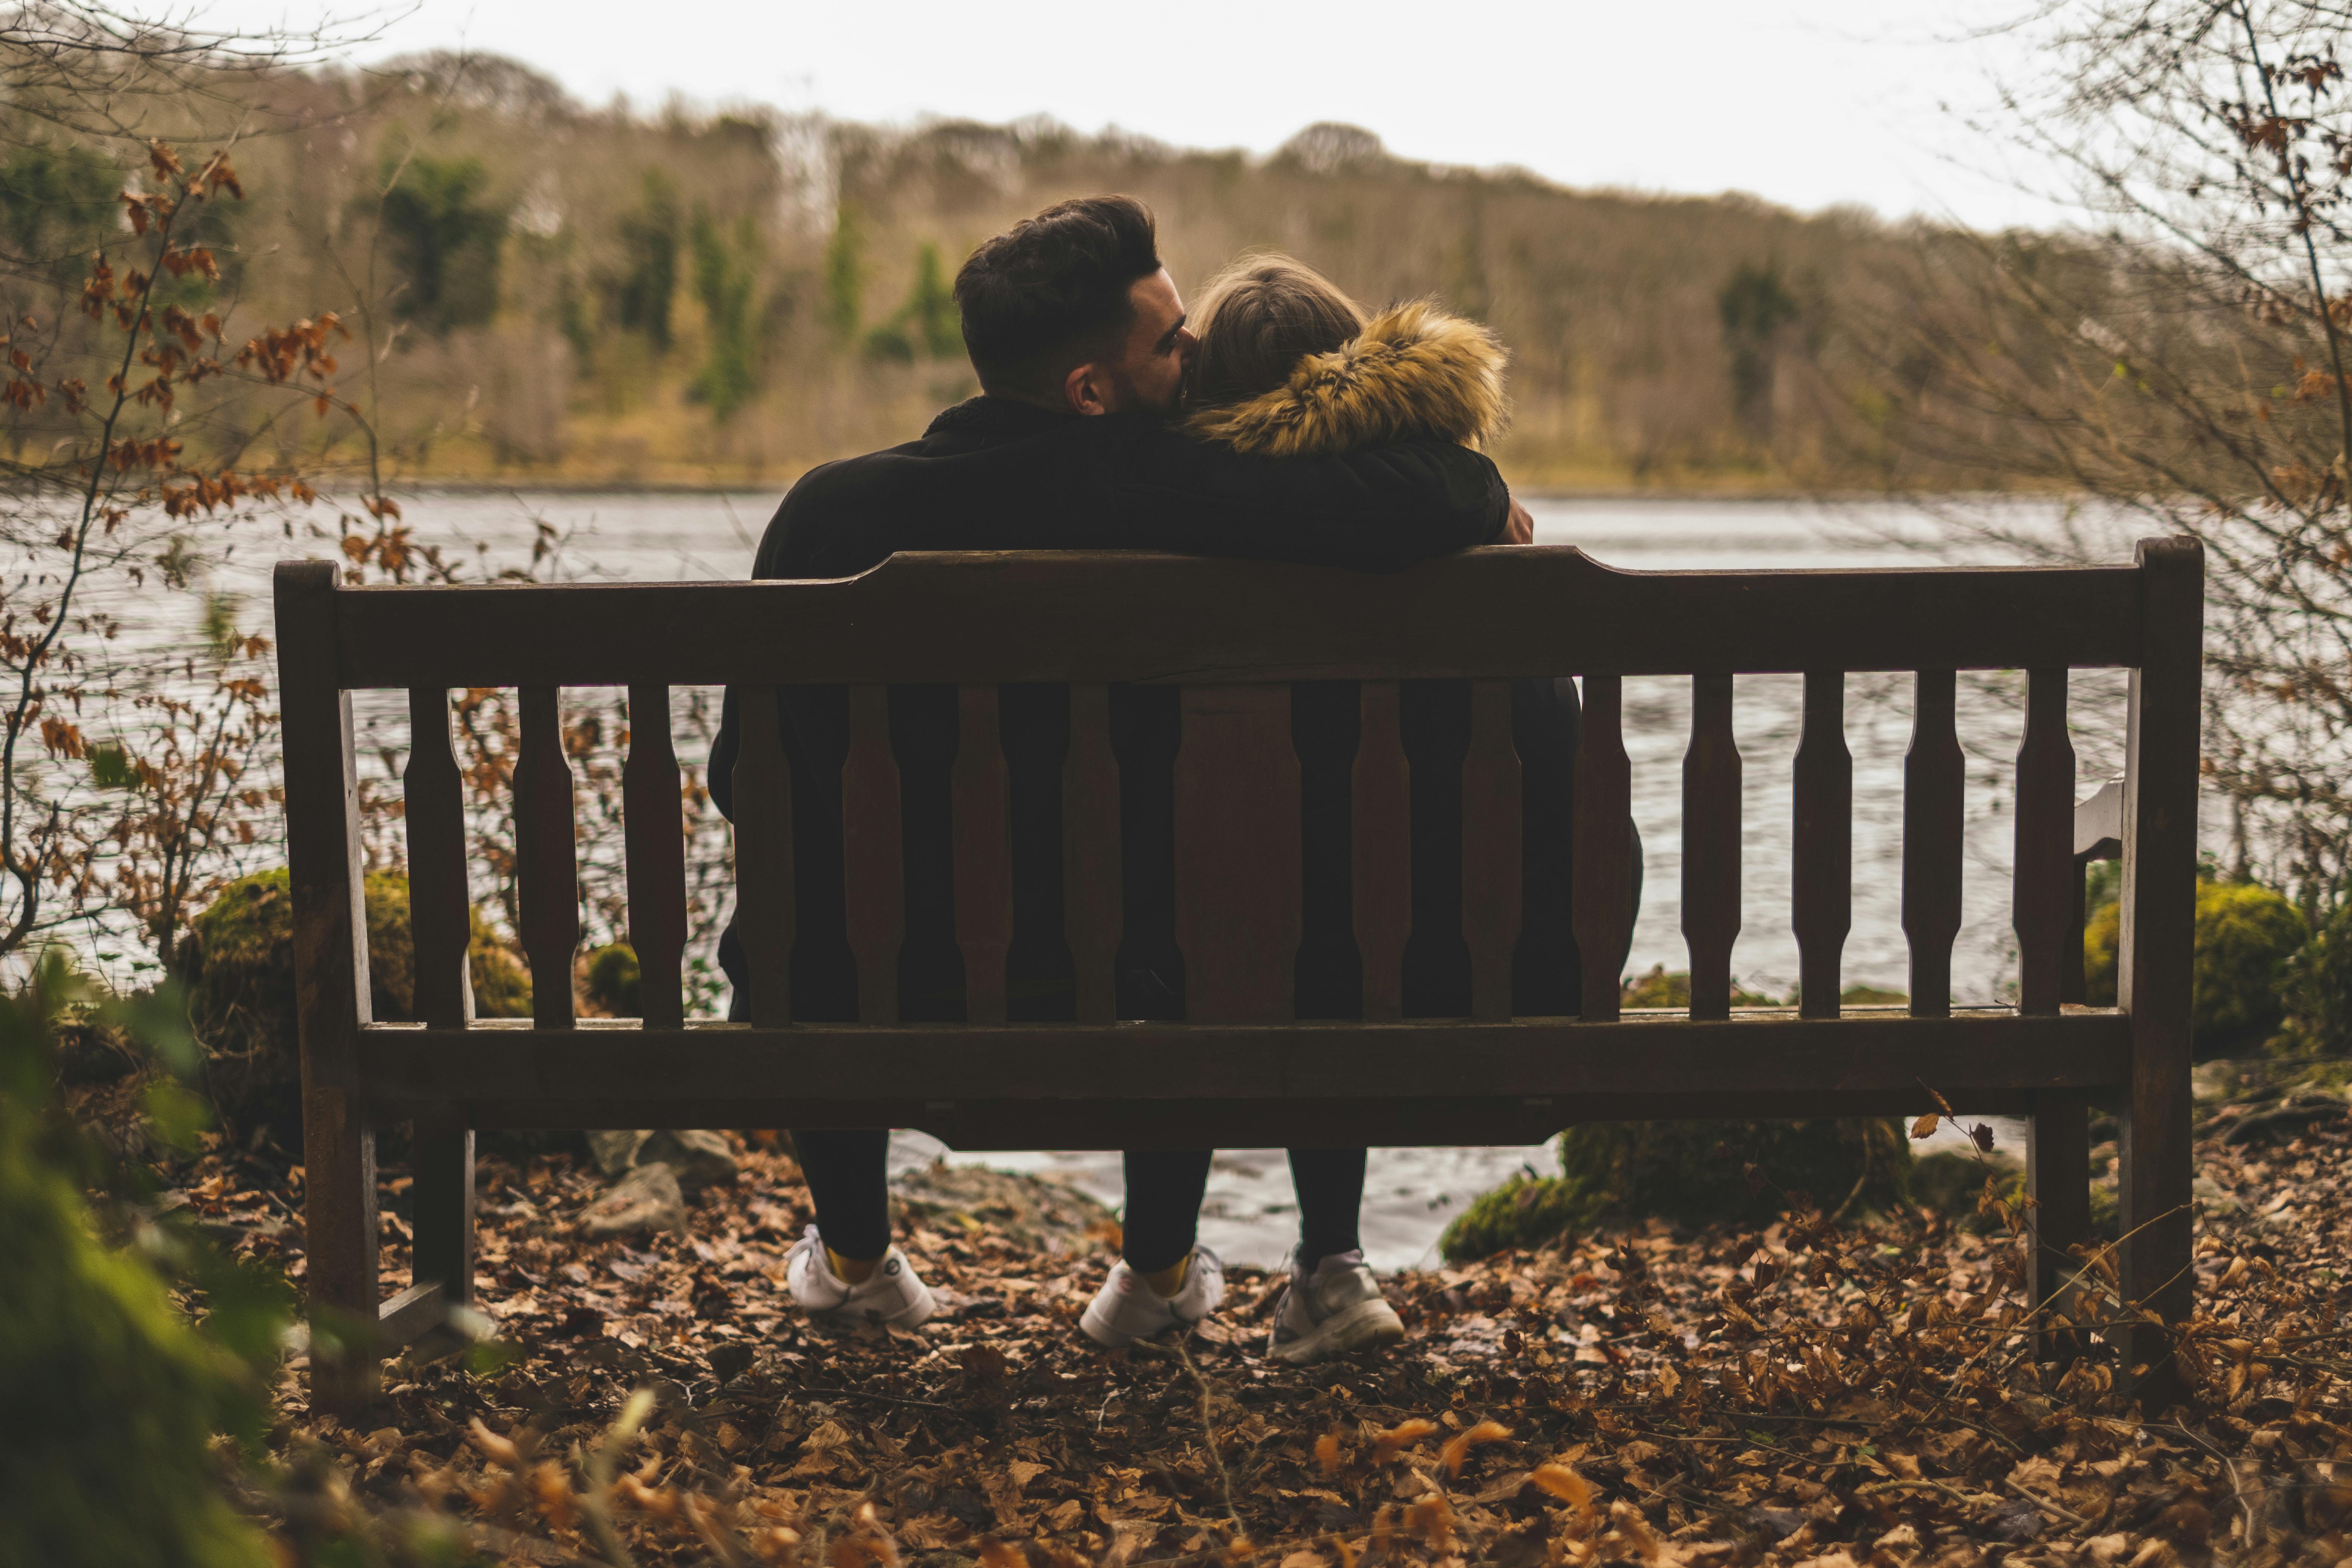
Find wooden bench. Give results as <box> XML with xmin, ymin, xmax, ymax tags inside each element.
<box><xmin>273</xmin><ymin>536</ymin><xmax>2203</xmax><ymax>1403</ymax></box>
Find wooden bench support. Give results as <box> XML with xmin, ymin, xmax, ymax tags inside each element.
<box><xmin>377</xmin><ymin>1281</ymin><xmax>448</xmax><ymax>1349</ymax></box>
<box><xmin>2117</xmin><ymin>539</ymin><xmax>2203</xmax><ymax>1403</ymax></box>
<box><xmin>2027</xmin><ymin>1087</ymin><xmax>2093</xmax><ymax>1349</ymax></box>
<box><xmin>410</xmin><ymin>1126</ymin><xmax>475</xmax><ymax>1309</ymax></box>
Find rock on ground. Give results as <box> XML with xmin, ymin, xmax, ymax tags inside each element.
<box><xmin>584</xmin><ymin>1128</ymin><xmax>738</xmax><ymax>1194</ymax></box>
<box><xmin>892</xmin><ymin>1159</ymin><xmax>1116</xmax><ymax>1254</ymax></box>
<box><xmin>579</xmin><ymin>1161</ymin><xmax>685</xmax><ymax>1237</ymax></box>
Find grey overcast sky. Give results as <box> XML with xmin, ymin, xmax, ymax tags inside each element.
<box><xmin>197</xmin><ymin>0</ymin><xmax>2068</xmax><ymax>228</ymax></box>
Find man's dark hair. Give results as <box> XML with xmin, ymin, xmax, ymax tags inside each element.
<box><xmin>953</xmin><ymin>195</ymin><xmax>1162</xmax><ymax>401</ymax></box>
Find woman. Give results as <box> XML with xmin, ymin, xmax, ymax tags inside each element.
<box><xmin>1079</xmin><ymin>257</ymin><xmax>1600</xmax><ymax>1367</ymax></box>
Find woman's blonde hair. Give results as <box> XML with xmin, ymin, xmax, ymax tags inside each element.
<box><xmin>1184</xmin><ymin>254</ymin><xmax>1367</xmax><ymax>410</ymax></box>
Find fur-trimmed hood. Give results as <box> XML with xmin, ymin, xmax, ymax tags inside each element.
<box><xmin>1184</xmin><ymin>300</ymin><xmax>1508</xmax><ymax>457</ymax></box>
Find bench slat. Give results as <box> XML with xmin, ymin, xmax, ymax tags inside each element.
<box><xmin>954</xmin><ymin>685</ymin><xmax>1014</xmax><ymax>1023</ymax></box>
<box><xmin>844</xmin><ymin>684</ymin><xmax>903</xmax><ymax>1024</ymax></box>
<box><xmin>515</xmin><ymin>686</ymin><xmax>578</xmax><ymax>1029</ymax></box>
<box><xmin>1064</xmin><ymin>683</ymin><xmax>1121</xmax><ymax>1024</ymax></box>
<box><xmin>1903</xmin><ymin>670</ymin><xmax>1965</xmax><ymax>1017</ymax></box>
<box><xmin>1573</xmin><ymin>674</ymin><xmax>1633</xmax><ymax>1021</ymax></box>
<box><xmin>327</xmin><ymin>550</ymin><xmax>2153</xmax><ymax>688</ymax></box>
<box><xmin>1464</xmin><ymin>679</ymin><xmax>1523</xmax><ymax>1021</ymax></box>
<box><xmin>405</xmin><ymin>688</ymin><xmax>472</xmax><ymax>1029</ymax></box>
<box><xmin>2015</xmin><ymin>668</ymin><xmax>2075</xmax><ymax>1016</ymax></box>
<box><xmin>1174</xmin><ymin>684</ymin><xmax>1300</xmax><ymax>1023</ymax></box>
<box><xmin>1683</xmin><ymin>673</ymin><xmax>1741</xmax><ymax>1020</ymax></box>
<box><xmin>623</xmin><ymin>684</ymin><xmax>689</xmax><ymax>1028</ymax></box>
<box><xmin>1794</xmin><ymin>671</ymin><xmax>1851</xmax><ymax>1018</ymax></box>
<box><xmin>730</xmin><ymin>686</ymin><xmax>793</xmax><ymax>1025</ymax></box>
<box><xmin>1353</xmin><ymin>681</ymin><xmax>1410</xmax><ymax>1022</ymax></box>
<box><xmin>355</xmin><ymin>1012</ymin><xmax>2136</xmax><ymax>1127</ymax></box>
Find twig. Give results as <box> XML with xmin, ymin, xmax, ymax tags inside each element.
<box><xmin>1159</xmin><ymin>1338</ymin><xmax>1248</xmax><ymax>1539</ymax></box>
<box><xmin>793</xmin><ymin>1385</ymin><xmax>958</xmax><ymax>1413</ymax></box>
<box><xmin>2004</xmin><ymin>1476</ymin><xmax>2095</xmax><ymax>1530</ymax></box>
<box><xmin>2146</xmin><ymin>1421</ymin><xmax>2258</xmax><ymax>1544</ymax></box>
<box><xmin>1857</xmin><ymin>1476</ymin><xmax>2003</xmax><ymax>1510</ymax></box>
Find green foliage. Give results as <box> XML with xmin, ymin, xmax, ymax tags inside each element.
<box><xmin>1718</xmin><ymin>260</ymin><xmax>1801</xmax><ymax>430</ymax></box>
<box><xmin>179</xmin><ymin>868</ymin><xmax>530</xmax><ymax>1133</ymax></box>
<box><xmin>614</xmin><ymin>171</ymin><xmax>680</xmax><ymax>351</ymax></box>
<box><xmin>0</xmin><ymin>955</ymin><xmax>276</xmax><ymax>1568</ymax></box>
<box><xmin>823</xmin><ymin>203</ymin><xmax>865</xmax><ymax>345</ymax></box>
<box><xmin>2086</xmin><ymin>876</ymin><xmax>2308</xmax><ymax>1054</ymax></box>
<box><xmin>0</xmin><ymin>140</ymin><xmax>119</xmax><ymax>264</ymax></box>
<box><xmin>1441</xmin><ymin>1118</ymin><xmax>1912</xmax><ymax>1262</ymax></box>
<box><xmin>690</xmin><ymin>210</ymin><xmax>761</xmax><ymax>420</ymax></box>
<box><xmin>585</xmin><ymin>942</ymin><xmax>640</xmax><ymax>1017</ymax></box>
<box><xmin>864</xmin><ymin>242</ymin><xmax>961</xmax><ymax>364</ymax></box>
<box><xmin>2283</xmin><ymin>896</ymin><xmax>2352</xmax><ymax>1055</ymax></box>
<box><xmin>1439</xmin><ymin>1172</ymin><xmax>1597</xmax><ymax>1262</ymax></box>
<box><xmin>378</xmin><ymin>147</ymin><xmax>510</xmax><ymax>333</ymax></box>
<box><xmin>911</xmin><ymin>242</ymin><xmax>962</xmax><ymax>358</ymax></box>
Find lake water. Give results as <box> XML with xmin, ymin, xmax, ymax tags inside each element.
<box><xmin>234</xmin><ymin>488</ymin><xmax>2073</xmax><ymax>1268</ymax></box>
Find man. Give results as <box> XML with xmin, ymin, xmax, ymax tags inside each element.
<box><xmin>711</xmin><ymin>194</ymin><xmax>1532</xmax><ymax>1363</ymax></box>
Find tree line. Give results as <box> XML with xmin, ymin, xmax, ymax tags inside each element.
<box><xmin>0</xmin><ymin>47</ymin><xmax>2054</xmax><ymax>492</ymax></box>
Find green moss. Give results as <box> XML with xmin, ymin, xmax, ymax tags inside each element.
<box><xmin>2086</xmin><ymin>877</ymin><xmax>2308</xmax><ymax>1054</ymax></box>
<box><xmin>0</xmin><ymin>972</ymin><xmax>271</xmax><ymax>1567</ymax></box>
<box><xmin>1441</xmin><ymin>1118</ymin><xmax>1913</xmax><ymax>1262</ymax></box>
<box><xmin>1620</xmin><ymin>965</ymin><xmax>1782</xmax><ymax>1009</ymax></box>
<box><xmin>180</xmin><ymin>868</ymin><xmax>531</xmax><ymax>1133</ymax></box>
<box><xmin>585</xmin><ymin>943</ymin><xmax>640</xmax><ymax>1017</ymax></box>
<box><xmin>1439</xmin><ymin>1173</ymin><xmax>1599</xmax><ymax>1262</ymax></box>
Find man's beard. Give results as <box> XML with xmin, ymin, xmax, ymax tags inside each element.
<box><xmin>1107</xmin><ymin>364</ymin><xmax>1179</xmax><ymax>419</ymax></box>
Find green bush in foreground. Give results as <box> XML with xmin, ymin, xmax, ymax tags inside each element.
<box><xmin>2085</xmin><ymin>877</ymin><xmax>2307</xmax><ymax>1055</ymax></box>
<box><xmin>0</xmin><ymin>959</ymin><xmax>274</xmax><ymax>1568</ymax></box>
<box><xmin>1441</xmin><ymin>1118</ymin><xmax>1913</xmax><ymax>1262</ymax></box>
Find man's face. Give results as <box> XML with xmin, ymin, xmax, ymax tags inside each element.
<box><xmin>1066</xmin><ymin>267</ymin><xmax>1194</xmax><ymax>416</ymax></box>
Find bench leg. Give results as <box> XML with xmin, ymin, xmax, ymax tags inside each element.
<box><xmin>304</xmin><ymin>1085</ymin><xmax>379</xmax><ymax>1411</ymax></box>
<box><xmin>412</xmin><ymin>1125</ymin><xmax>476</xmax><ymax>1309</ymax></box>
<box><xmin>2027</xmin><ymin>1089</ymin><xmax>2091</xmax><ymax>1354</ymax></box>
<box><xmin>2121</xmin><ymin>1013</ymin><xmax>2194</xmax><ymax>1405</ymax></box>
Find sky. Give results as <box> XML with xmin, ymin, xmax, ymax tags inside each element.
<box><xmin>192</xmin><ymin>0</ymin><xmax>2076</xmax><ymax>230</ymax></box>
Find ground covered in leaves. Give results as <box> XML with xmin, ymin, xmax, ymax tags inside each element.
<box><xmin>165</xmin><ymin>1092</ymin><xmax>2352</xmax><ymax>1568</ymax></box>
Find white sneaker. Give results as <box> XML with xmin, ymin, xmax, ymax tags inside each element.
<box><xmin>1267</xmin><ymin>1250</ymin><xmax>1404</xmax><ymax>1364</ymax></box>
<box><xmin>1080</xmin><ymin>1247</ymin><xmax>1226</xmax><ymax>1348</ymax></box>
<box><xmin>784</xmin><ymin>1226</ymin><xmax>937</xmax><ymax>1329</ymax></box>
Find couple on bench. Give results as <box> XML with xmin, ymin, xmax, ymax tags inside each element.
<box><xmin>709</xmin><ymin>195</ymin><xmax>1625</xmax><ymax>1364</ymax></box>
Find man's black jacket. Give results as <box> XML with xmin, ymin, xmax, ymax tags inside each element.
<box><xmin>710</xmin><ymin>396</ymin><xmax>1600</xmax><ymax>1023</ymax></box>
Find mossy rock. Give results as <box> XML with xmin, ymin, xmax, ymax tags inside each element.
<box><xmin>1441</xmin><ymin>1117</ymin><xmax>1912</xmax><ymax>1262</ymax></box>
<box><xmin>1439</xmin><ymin>1173</ymin><xmax>1601</xmax><ymax>1261</ymax></box>
<box><xmin>1621</xmin><ymin>965</ymin><xmax>1782</xmax><ymax>1009</ymax></box>
<box><xmin>179</xmin><ymin>868</ymin><xmax>531</xmax><ymax>1136</ymax></box>
<box><xmin>2086</xmin><ymin>878</ymin><xmax>2307</xmax><ymax>1056</ymax></box>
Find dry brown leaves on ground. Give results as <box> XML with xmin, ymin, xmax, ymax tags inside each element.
<box><xmin>163</xmin><ymin>1112</ymin><xmax>2352</xmax><ymax>1568</ymax></box>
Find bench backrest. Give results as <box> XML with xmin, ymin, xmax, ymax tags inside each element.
<box><xmin>274</xmin><ymin>539</ymin><xmax>2202</xmax><ymax>1130</ymax></box>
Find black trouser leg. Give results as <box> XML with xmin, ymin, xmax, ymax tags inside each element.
<box><xmin>790</xmin><ymin>1129</ymin><xmax>893</xmax><ymax>1260</ymax></box>
<box><xmin>1121</xmin><ymin>1149</ymin><xmax>1213</xmax><ymax>1272</ymax></box>
<box><xmin>1290</xmin><ymin>1148</ymin><xmax>1367</xmax><ymax>1265</ymax></box>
